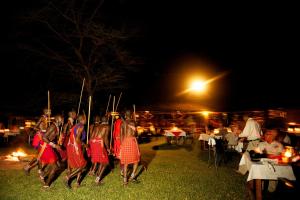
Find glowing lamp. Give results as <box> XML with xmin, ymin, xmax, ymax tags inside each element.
<box><xmin>282</xmin><ymin>146</ymin><xmax>295</xmax><ymax>163</ymax></box>
<box><xmin>190</xmin><ymin>80</ymin><xmax>206</xmax><ymax>92</ymax></box>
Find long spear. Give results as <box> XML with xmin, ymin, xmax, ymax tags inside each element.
<box><xmin>47</xmin><ymin>90</ymin><xmax>51</xmax><ymax>127</ymax></box>
<box><xmin>115</xmin><ymin>92</ymin><xmax>122</xmax><ymax>112</ymax></box>
<box><xmin>133</xmin><ymin>104</ymin><xmax>136</xmax><ymax>123</ymax></box>
<box><xmin>105</xmin><ymin>94</ymin><xmax>111</xmax><ymax>117</ymax></box>
<box><xmin>86</xmin><ymin>96</ymin><xmax>92</xmax><ymax>144</ymax></box>
<box><xmin>109</xmin><ymin>96</ymin><xmax>116</xmax><ymax>150</ymax></box>
<box><xmin>76</xmin><ymin>78</ymin><xmax>85</xmax><ymax>123</ymax></box>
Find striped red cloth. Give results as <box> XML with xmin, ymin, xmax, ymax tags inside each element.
<box><xmin>120</xmin><ymin>136</ymin><xmax>140</xmax><ymax>165</ymax></box>
<box><xmin>58</xmin><ymin>134</ymin><xmax>69</xmax><ymax>160</ymax></box>
<box><xmin>89</xmin><ymin>138</ymin><xmax>109</xmax><ymax>164</ymax></box>
<box><xmin>67</xmin><ymin>128</ymin><xmax>86</xmax><ymax>168</ymax></box>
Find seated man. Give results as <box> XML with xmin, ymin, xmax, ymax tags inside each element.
<box><xmin>257</xmin><ymin>128</ymin><xmax>284</xmax><ymax>157</ymax></box>
<box><xmin>257</xmin><ymin>128</ymin><xmax>284</xmax><ymax>193</ymax></box>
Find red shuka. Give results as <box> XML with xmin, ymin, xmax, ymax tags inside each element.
<box><xmin>120</xmin><ymin>136</ymin><xmax>140</xmax><ymax>165</ymax></box>
<box><xmin>39</xmin><ymin>140</ymin><xmax>58</xmax><ymax>164</ymax></box>
<box><xmin>67</xmin><ymin>126</ymin><xmax>86</xmax><ymax>168</ymax></box>
<box><xmin>89</xmin><ymin>137</ymin><xmax>109</xmax><ymax>164</ymax></box>
<box><xmin>113</xmin><ymin>118</ymin><xmax>122</xmax><ymax>158</ymax></box>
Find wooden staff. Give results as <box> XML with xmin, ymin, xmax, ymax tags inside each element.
<box><xmin>58</xmin><ymin>119</ymin><xmax>64</xmax><ymax>145</ymax></box>
<box><xmin>133</xmin><ymin>104</ymin><xmax>136</xmax><ymax>123</ymax></box>
<box><xmin>86</xmin><ymin>96</ymin><xmax>92</xmax><ymax>144</ymax></box>
<box><xmin>115</xmin><ymin>92</ymin><xmax>122</xmax><ymax>112</ymax></box>
<box><xmin>76</xmin><ymin>78</ymin><xmax>85</xmax><ymax>123</ymax></box>
<box><xmin>105</xmin><ymin>94</ymin><xmax>111</xmax><ymax>117</ymax></box>
<box><xmin>109</xmin><ymin>96</ymin><xmax>116</xmax><ymax>150</ymax></box>
<box><xmin>47</xmin><ymin>90</ymin><xmax>51</xmax><ymax>127</ymax></box>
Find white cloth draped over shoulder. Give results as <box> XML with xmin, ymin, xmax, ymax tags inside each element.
<box><xmin>239</xmin><ymin>118</ymin><xmax>262</xmax><ymax>141</ymax></box>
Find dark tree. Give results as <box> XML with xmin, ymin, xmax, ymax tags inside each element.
<box><xmin>19</xmin><ymin>0</ymin><xmax>141</xmax><ymax>100</ymax></box>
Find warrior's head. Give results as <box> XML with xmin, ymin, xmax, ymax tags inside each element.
<box><xmin>43</xmin><ymin>108</ymin><xmax>51</xmax><ymax>116</ymax></box>
<box><xmin>101</xmin><ymin>116</ymin><xmax>108</xmax><ymax>123</ymax></box>
<box><xmin>78</xmin><ymin>114</ymin><xmax>86</xmax><ymax>125</ymax></box>
<box><xmin>125</xmin><ymin>110</ymin><xmax>132</xmax><ymax>120</ymax></box>
<box><xmin>68</xmin><ymin>110</ymin><xmax>77</xmax><ymax>120</ymax></box>
<box><xmin>94</xmin><ymin>115</ymin><xmax>101</xmax><ymax>123</ymax></box>
<box><xmin>54</xmin><ymin>114</ymin><xmax>63</xmax><ymax>126</ymax></box>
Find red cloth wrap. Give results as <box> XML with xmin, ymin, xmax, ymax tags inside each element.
<box><xmin>89</xmin><ymin>137</ymin><xmax>109</xmax><ymax>164</ymax></box>
<box><xmin>113</xmin><ymin>119</ymin><xmax>122</xmax><ymax>158</ymax></box>
<box><xmin>32</xmin><ymin>131</ymin><xmax>43</xmax><ymax>148</ymax></box>
<box><xmin>67</xmin><ymin>127</ymin><xmax>86</xmax><ymax>168</ymax></box>
<box><xmin>57</xmin><ymin>134</ymin><xmax>68</xmax><ymax>160</ymax></box>
<box><xmin>120</xmin><ymin>136</ymin><xmax>140</xmax><ymax>165</ymax></box>
<box><xmin>39</xmin><ymin>141</ymin><xmax>58</xmax><ymax>164</ymax></box>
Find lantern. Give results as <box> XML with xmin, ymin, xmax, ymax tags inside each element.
<box><xmin>282</xmin><ymin>146</ymin><xmax>295</xmax><ymax>163</ymax></box>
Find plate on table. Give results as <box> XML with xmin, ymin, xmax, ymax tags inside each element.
<box><xmin>251</xmin><ymin>158</ymin><xmax>261</xmax><ymax>162</ymax></box>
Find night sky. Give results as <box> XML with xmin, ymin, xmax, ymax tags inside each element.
<box><xmin>1</xmin><ymin>1</ymin><xmax>299</xmax><ymax>116</ymax></box>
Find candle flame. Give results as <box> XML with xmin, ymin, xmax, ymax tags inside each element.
<box><xmin>284</xmin><ymin>151</ymin><xmax>292</xmax><ymax>158</ymax></box>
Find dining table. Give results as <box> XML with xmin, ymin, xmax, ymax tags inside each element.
<box><xmin>238</xmin><ymin>152</ymin><xmax>296</xmax><ymax>200</ymax></box>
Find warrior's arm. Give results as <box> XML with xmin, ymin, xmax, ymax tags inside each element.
<box><xmin>42</xmin><ymin>124</ymin><xmax>58</xmax><ymax>149</ymax></box>
<box><xmin>89</xmin><ymin>124</ymin><xmax>94</xmax><ymax>139</ymax></box>
<box><xmin>104</xmin><ymin>126</ymin><xmax>110</xmax><ymax>149</ymax></box>
<box><xmin>33</xmin><ymin>116</ymin><xmax>44</xmax><ymax>131</ymax></box>
<box><xmin>75</xmin><ymin>126</ymin><xmax>83</xmax><ymax>144</ymax></box>
<box><xmin>120</xmin><ymin>121</ymin><xmax>126</xmax><ymax>142</ymax></box>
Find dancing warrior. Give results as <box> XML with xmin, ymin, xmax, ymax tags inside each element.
<box><xmin>120</xmin><ymin>113</ymin><xmax>141</xmax><ymax>185</ymax></box>
<box><xmin>40</xmin><ymin>114</ymin><xmax>63</xmax><ymax>188</ymax></box>
<box><xmin>112</xmin><ymin>112</ymin><xmax>124</xmax><ymax>174</ymax></box>
<box><xmin>64</xmin><ymin>114</ymin><xmax>87</xmax><ymax>188</ymax></box>
<box><xmin>23</xmin><ymin>108</ymin><xmax>50</xmax><ymax>176</ymax></box>
<box><xmin>89</xmin><ymin>116</ymin><xmax>110</xmax><ymax>184</ymax></box>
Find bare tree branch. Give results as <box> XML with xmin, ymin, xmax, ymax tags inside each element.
<box><xmin>19</xmin><ymin>0</ymin><xmax>141</xmax><ymax>97</ymax></box>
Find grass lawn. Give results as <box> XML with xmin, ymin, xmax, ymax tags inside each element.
<box><xmin>0</xmin><ymin>137</ymin><xmax>247</xmax><ymax>200</ymax></box>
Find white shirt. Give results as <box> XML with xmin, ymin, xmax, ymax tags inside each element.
<box><xmin>225</xmin><ymin>132</ymin><xmax>238</xmax><ymax>146</ymax></box>
<box><xmin>258</xmin><ymin>141</ymin><xmax>284</xmax><ymax>155</ymax></box>
<box><xmin>239</xmin><ymin>118</ymin><xmax>262</xmax><ymax>141</ymax></box>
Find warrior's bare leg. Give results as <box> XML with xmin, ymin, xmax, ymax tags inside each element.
<box><xmin>64</xmin><ymin>167</ymin><xmax>85</xmax><ymax>188</ymax></box>
<box><xmin>44</xmin><ymin>163</ymin><xmax>58</xmax><ymax>187</ymax></box>
<box><xmin>95</xmin><ymin>164</ymin><xmax>108</xmax><ymax>184</ymax></box>
<box><xmin>89</xmin><ymin>163</ymin><xmax>97</xmax><ymax>175</ymax></box>
<box><xmin>129</xmin><ymin>163</ymin><xmax>139</xmax><ymax>182</ymax></box>
<box><xmin>23</xmin><ymin>158</ymin><xmax>38</xmax><ymax>175</ymax></box>
<box><xmin>64</xmin><ymin>168</ymin><xmax>82</xmax><ymax>188</ymax></box>
<box><xmin>120</xmin><ymin>162</ymin><xmax>124</xmax><ymax>176</ymax></box>
<box><xmin>76</xmin><ymin>172</ymin><xmax>82</xmax><ymax>187</ymax></box>
<box><xmin>123</xmin><ymin>164</ymin><xmax>128</xmax><ymax>185</ymax></box>
<box><xmin>39</xmin><ymin>163</ymin><xmax>49</xmax><ymax>183</ymax></box>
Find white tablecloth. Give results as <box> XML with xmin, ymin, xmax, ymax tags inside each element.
<box><xmin>164</xmin><ymin>130</ymin><xmax>186</xmax><ymax>137</ymax></box>
<box><xmin>198</xmin><ymin>133</ymin><xmax>211</xmax><ymax>141</ymax></box>
<box><xmin>238</xmin><ymin>152</ymin><xmax>296</xmax><ymax>182</ymax></box>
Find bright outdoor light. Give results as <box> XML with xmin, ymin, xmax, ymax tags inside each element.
<box><xmin>190</xmin><ymin>80</ymin><xmax>206</xmax><ymax>92</ymax></box>
<box><xmin>201</xmin><ymin>111</ymin><xmax>210</xmax><ymax>117</ymax></box>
